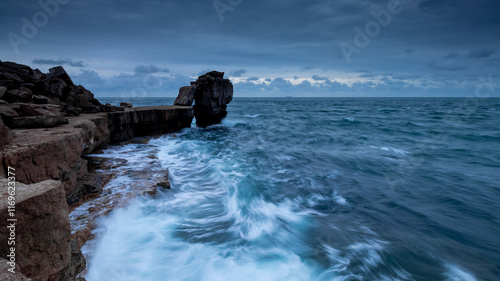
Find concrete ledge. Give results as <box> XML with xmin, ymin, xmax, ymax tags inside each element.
<box><xmin>107</xmin><ymin>105</ymin><xmax>194</xmax><ymax>143</ymax></box>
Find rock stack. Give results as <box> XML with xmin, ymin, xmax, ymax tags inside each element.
<box><xmin>174</xmin><ymin>71</ymin><xmax>233</xmax><ymax>127</ymax></box>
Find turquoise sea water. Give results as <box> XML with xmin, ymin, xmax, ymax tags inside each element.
<box><xmin>83</xmin><ymin>98</ymin><xmax>500</xmax><ymax>280</ymax></box>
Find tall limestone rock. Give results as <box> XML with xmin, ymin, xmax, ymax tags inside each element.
<box><xmin>174</xmin><ymin>71</ymin><xmax>233</xmax><ymax>127</ymax></box>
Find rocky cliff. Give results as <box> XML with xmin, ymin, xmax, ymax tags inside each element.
<box><xmin>0</xmin><ymin>61</ymin><xmax>199</xmax><ymax>281</ymax></box>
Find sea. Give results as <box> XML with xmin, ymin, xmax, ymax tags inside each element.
<box><xmin>80</xmin><ymin>97</ymin><xmax>500</xmax><ymax>281</ymax></box>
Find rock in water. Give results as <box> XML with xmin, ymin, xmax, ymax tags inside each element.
<box><xmin>120</xmin><ymin>102</ymin><xmax>133</xmax><ymax>108</ymax></box>
<box><xmin>193</xmin><ymin>71</ymin><xmax>233</xmax><ymax>127</ymax></box>
<box><xmin>174</xmin><ymin>85</ymin><xmax>196</xmax><ymax>106</ymax></box>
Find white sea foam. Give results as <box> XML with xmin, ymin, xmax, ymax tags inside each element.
<box><xmin>370</xmin><ymin>145</ymin><xmax>410</xmax><ymax>157</ymax></box>
<box><xmin>444</xmin><ymin>263</ymin><xmax>478</xmax><ymax>281</ymax></box>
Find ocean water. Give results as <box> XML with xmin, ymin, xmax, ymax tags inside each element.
<box><xmin>83</xmin><ymin>98</ymin><xmax>500</xmax><ymax>281</ymax></box>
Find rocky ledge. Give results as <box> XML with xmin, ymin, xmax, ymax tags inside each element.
<box><xmin>0</xmin><ymin>62</ymin><xmax>232</xmax><ymax>280</ymax></box>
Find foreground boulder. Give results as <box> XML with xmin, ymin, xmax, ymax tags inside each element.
<box><xmin>174</xmin><ymin>71</ymin><xmax>233</xmax><ymax>127</ymax></box>
<box><xmin>0</xmin><ymin>180</ymin><xmax>75</xmax><ymax>281</ymax></box>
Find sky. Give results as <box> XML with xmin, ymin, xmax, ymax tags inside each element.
<box><xmin>1</xmin><ymin>0</ymin><xmax>499</xmax><ymax>97</ymax></box>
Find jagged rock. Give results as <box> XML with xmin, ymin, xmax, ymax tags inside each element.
<box><xmin>0</xmin><ymin>104</ymin><xmax>19</xmax><ymax>118</ymax></box>
<box><xmin>0</xmin><ymin>180</ymin><xmax>72</xmax><ymax>281</ymax></box>
<box><xmin>33</xmin><ymin>68</ymin><xmax>45</xmax><ymax>80</ymax></box>
<box><xmin>102</xmin><ymin>103</ymin><xmax>124</xmax><ymax>112</ymax></box>
<box><xmin>1</xmin><ymin>62</ymin><xmax>101</xmax><ymax>116</ymax></box>
<box><xmin>2</xmin><ymin>89</ymin><xmax>33</xmax><ymax>103</ymax></box>
<box><xmin>0</xmin><ymin>258</ymin><xmax>30</xmax><ymax>280</ymax></box>
<box><xmin>192</xmin><ymin>71</ymin><xmax>233</xmax><ymax>127</ymax></box>
<box><xmin>0</xmin><ymin>80</ymin><xmax>14</xmax><ymax>89</ymax></box>
<box><xmin>0</xmin><ymin>117</ymin><xmax>13</xmax><ymax>149</ymax></box>
<box><xmin>63</xmin><ymin>104</ymin><xmax>81</xmax><ymax>116</ymax></box>
<box><xmin>14</xmin><ymin>103</ymin><xmax>61</xmax><ymax>117</ymax></box>
<box><xmin>48</xmin><ymin>97</ymin><xmax>61</xmax><ymax>106</ymax></box>
<box><xmin>21</xmin><ymin>83</ymin><xmax>35</xmax><ymax>90</ymax></box>
<box><xmin>64</xmin><ymin>91</ymin><xmax>77</xmax><ymax>105</ymax></box>
<box><xmin>7</xmin><ymin>115</ymin><xmax>69</xmax><ymax>128</ymax></box>
<box><xmin>59</xmin><ymin>239</ymin><xmax>86</xmax><ymax>281</ymax></box>
<box><xmin>2</xmin><ymin>72</ymin><xmax>23</xmax><ymax>88</ymax></box>
<box><xmin>49</xmin><ymin>78</ymin><xmax>68</xmax><ymax>97</ymax></box>
<box><xmin>77</xmin><ymin>94</ymin><xmax>94</xmax><ymax>108</ymax></box>
<box><xmin>0</xmin><ymin>86</ymin><xmax>7</xmax><ymax>98</ymax></box>
<box><xmin>174</xmin><ymin>85</ymin><xmax>196</xmax><ymax>106</ymax></box>
<box><xmin>120</xmin><ymin>102</ymin><xmax>133</xmax><ymax>108</ymax></box>
<box><xmin>32</xmin><ymin>94</ymin><xmax>49</xmax><ymax>104</ymax></box>
<box><xmin>49</xmin><ymin>66</ymin><xmax>74</xmax><ymax>86</ymax></box>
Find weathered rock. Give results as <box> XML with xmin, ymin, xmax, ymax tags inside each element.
<box><xmin>0</xmin><ymin>258</ymin><xmax>31</xmax><ymax>281</ymax></box>
<box><xmin>120</xmin><ymin>102</ymin><xmax>133</xmax><ymax>108</ymax></box>
<box><xmin>192</xmin><ymin>71</ymin><xmax>233</xmax><ymax>127</ymax></box>
<box><xmin>49</xmin><ymin>78</ymin><xmax>68</xmax><ymax>98</ymax></box>
<box><xmin>48</xmin><ymin>66</ymin><xmax>74</xmax><ymax>86</ymax></box>
<box><xmin>0</xmin><ymin>180</ymin><xmax>72</xmax><ymax>281</ymax></box>
<box><xmin>21</xmin><ymin>83</ymin><xmax>35</xmax><ymax>90</ymax></box>
<box><xmin>0</xmin><ymin>117</ymin><xmax>13</xmax><ymax>149</ymax></box>
<box><xmin>63</xmin><ymin>104</ymin><xmax>81</xmax><ymax>116</ymax></box>
<box><xmin>0</xmin><ymin>113</ymin><xmax>109</xmax><ymax>191</ymax></box>
<box><xmin>0</xmin><ymin>86</ymin><xmax>7</xmax><ymax>98</ymax></box>
<box><xmin>0</xmin><ymin>104</ymin><xmax>19</xmax><ymax>118</ymax></box>
<box><xmin>12</xmin><ymin>103</ymin><xmax>61</xmax><ymax>117</ymax></box>
<box><xmin>1</xmin><ymin>62</ymin><xmax>100</xmax><ymax>117</ymax></box>
<box><xmin>32</xmin><ymin>94</ymin><xmax>49</xmax><ymax>104</ymax></box>
<box><xmin>7</xmin><ymin>115</ymin><xmax>68</xmax><ymax>129</ymax></box>
<box><xmin>174</xmin><ymin>85</ymin><xmax>196</xmax><ymax>106</ymax></box>
<box><xmin>2</xmin><ymin>72</ymin><xmax>23</xmax><ymax>88</ymax></box>
<box><xmin>2</xmin><ymin>89</ymin><xmax>33</xmax><ymax>103</ymax></box>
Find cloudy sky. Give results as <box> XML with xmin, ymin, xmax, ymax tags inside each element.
<box><xmin>1</xmin><ymin>0</ymin><xmax>499</xmax><ymax>97</ymax></box>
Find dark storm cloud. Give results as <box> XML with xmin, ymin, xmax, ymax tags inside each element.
<box><xmin>300</xmin><ymin>66</ymin><xmax>316</xmax><ymax>71</ymax></box>
<box><xmin>466</xmin><ymin>47</ymin><xmax>496</xmax><ymax>59</ymax></box>
<box><xmin>228</xmin><ymin>69</ymin><xmax>247</xmax><ymax>77</ymax></box>
<box><xmin>134</xmin><ymin>65</ymin><xmax>170</xmax><ymax>75</ymax></box>
<box><xmin>32</xmin><ymin>58</ymin><xmax>86</xmax><ymax>67</ymax></box>
<box><xmin>312</xmin><ymin>75</ymin><xmax>329</xmax><ymax>81</ymax></box>
<box><xmin>1</xmin><ymin>0</ymin><xmax>499</xmax><ymax>96</ymax></box>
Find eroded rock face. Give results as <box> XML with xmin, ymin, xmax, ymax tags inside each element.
<box><xmin>0</xmin><ymin>258</ymin><xmax>30</xmax><ymax>281</ymax></box>
<box><xmin>174</xmin><ymin>85</ymin><xmax>196</xmax><ymax>106</ymax></box>
<box><xmin>0</xmin><ymin>117</ymin><xmax>13</xmax><ymax>149</ymax></box>
<box><xmin>194</xmin><ymin>71</ymin><xmax>233</xmax><ymax>127</ymax></box>
<box><xmin>174</xmin><ymin>71</ymin><xmax>233</xmax><ymax>127</ymax></box>
<box><xmin>0</xmin><ymin>180</ymin><xmax>72</xmax><ymax>281</ymax></box>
